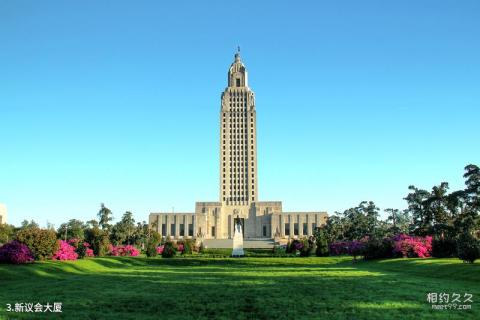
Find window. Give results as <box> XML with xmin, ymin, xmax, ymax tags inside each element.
<box><xmin>162</xmin><ymin>224</ymin><xmax>166</xmax><ymax>235</ymax></box>
<box><xmin>285</xmin><ymin>223</ymin><xmax>290</xmax><ymax>236</ymax></box>
<box><xmin>252</xmin><ymin>197</ymin><xmax>255</xmax><ymax>201</ymax></box>
<box><xmin>312</xmin><ymin>223</ymin><xmax>317</xmax><ymax>232</ymax></box>
<box><xmin>170</xmin><ymin>224</ymin><xmax>176</xmax><ymax>236</ymax></box>
<box><xmin>188</xmin><ymin>224</ymin><xmax>194</xmax><ymax>236</ymax></box>
<box><xmin>236</xmin><ymin>78</ymin><xmax>241</xmax><ymax>87</ymax></box>
<box><xmin>294</xmin><ymin>223</ymin><xmax>299</xmax><ymax>236</ymax></box>
<box><xmin>180</xmin><ymin>224</ymin><xmax>185</xmax><ymax>236</ymax></box>
<box><xmin>263</xmin><ymin>225</ymin><xmax>267</xmax><ymax>237</ymax></box>
<box><xmin>303</xmin><ymin>223</ymin><xmax>308</xmax><ymax>235</ymax></box>
<box><xmin>211</xmin><ymin>226</ymin><xmax>216</xmax><ymax>237</ymax></box>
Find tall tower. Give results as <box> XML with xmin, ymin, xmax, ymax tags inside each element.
<box><xmin>220</xmin><ymin>50</ymin><xmax>258</xmax><ymax>206</ymax></box>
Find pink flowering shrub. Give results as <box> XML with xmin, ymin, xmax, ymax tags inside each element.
<box><xmin>177</xmin><ymin>244</ymin><xmax>184</xmax><ymax>253</ymax></box>
<box><xmin>109</xmin><ymin>244</ymin><xmax>140</xmax><ymax>257</ymax></box>
<box><xmin>393</xmin><ymin>234</ymin><xmax>432</xmax><ymax>258</ymax></box>
<box><xmin>329</xmin><ymin>234</ymin><xmax>432</xmax><ymax>259</ymax></box>
<box><xmin>329</xmin><ymin>240</ymin><xmax>365</xmax><ymax>258</ymax></box>
<box><xmin>156</xmin><ymin>245</ymin><xmax>164</xmax><ymax>255</ymax></box>
<box><xmin>85</xmin><ymin>246</ymin><xmax>94</xmax><ymax>257</ymax></box>
<box><xmin>329</xmin><ymin>241</ymin><xmax>351</xmax><ymax>255</ymax></box>
<box><xmin>52</xmin><ymin>240</ymin><xmax>78</xmax><ymax>261</ymax></box>
<box><xmin>0</xmin><ymin>240</ymin><xmax>35</xmax><ymax>264</ymax></box>
<box><xmin>67</xmin><ymin>239</ymin><xmax>95</xmax><ymax>258</ymax></box>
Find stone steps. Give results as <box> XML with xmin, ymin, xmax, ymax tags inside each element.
<box><xmin>203</xmin><ymin>238</ymin><xmax>274</xmax><ymax>249</ymax></box>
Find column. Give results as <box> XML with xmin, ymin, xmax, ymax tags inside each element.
<box><xmin>175</xmin><ymin>215</ymin><xmax>180</xmax><ymax>238</ymax></box>
<box><xmin>280</xmin><ymin>214</ymin><xmax>285</xmax><ymax>237</ymax></box>
<box><xmin>299</xmin><ymin>214</ymin><xmax>304</xmax><ymax>237</ymax></box>
<box><xmin>307</xmin><ymin>214</ymin><xmax>312</xmax><ymax>235</ymax></box>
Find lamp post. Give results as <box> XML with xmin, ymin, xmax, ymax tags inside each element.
<box><xmin>64</xmin><ymin>225</ymin><xmax>68</xmax><ymax>241</ymax></box>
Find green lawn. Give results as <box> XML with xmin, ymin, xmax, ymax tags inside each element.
<box><xmin>0</xmin><ymin>256</ymin><xmax>478</xmax><ymax>319</ymax></box>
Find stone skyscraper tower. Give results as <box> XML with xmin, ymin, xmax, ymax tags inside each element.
<box><xmin>150</xmin><ymin>51</ymin><xmax>327</xmax><ymax>241</ymax></box>
<box><xmin>220</xmin><ymin>49</ymin><xmax>258</xmax><ymax>206</ymax></box>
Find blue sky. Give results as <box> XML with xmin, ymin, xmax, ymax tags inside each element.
<box><xmin>1</xmin><ymin>1</ymin><xmax>479</xmax><ymax>227</ymax></box>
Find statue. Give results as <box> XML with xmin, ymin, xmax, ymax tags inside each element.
<box><xmin>231</xmin><ymin>215</ymin><xmax>245</xmax><ymax>257</ymax></box>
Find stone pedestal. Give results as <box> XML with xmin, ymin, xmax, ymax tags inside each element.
<box><xmin>232</xmin><ymin>222</ymin><xmax>244</xmax><ymax>257</ymax></box>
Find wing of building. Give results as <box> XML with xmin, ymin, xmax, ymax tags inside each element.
<box><xmin>0</xmin><ymin>203</ymin><xmax>7</xmax><ymax>225</ymax></box>
<box><xmin>149</xmin><ymin>51</ymin><xmax>327</xmax><ymax>240</ymax></box>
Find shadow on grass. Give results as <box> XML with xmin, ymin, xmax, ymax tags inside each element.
<box><xmin>0</xmin><ymin>261</ymin><xmax>425</xmax><ymax>319</ymax></box>
<box><xmin>1</xmin><ymin>257</ymin><xmax>478</xmax><ymax>319</ymax></box>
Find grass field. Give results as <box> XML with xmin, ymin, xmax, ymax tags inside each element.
<box><xmin>0</xmin><ymin>256</ymin><xmax>478</xmax><ymax>319</ymax></box>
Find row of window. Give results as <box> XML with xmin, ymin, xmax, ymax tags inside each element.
<box><xmin>223</xmin><ymin>184</ymin><xmax>254</xmax><ymax>190</ymax></box>
<box><xmin>222</xmin><ymin>132</ymin><xmax>254</xmax><ymax>139</ymax></box>
<box><xmin>227</xmin><ymin>90</ymin><xmax>248</xmax><ymax>96</ymax></box>
<box><xmin>229</xmin><ymin>96</ymin><xmax>247</xmax><ymax>101</ymax></box>
<box><xmin>222</xmin><ymin>141</ymin><xmax>254</xmax><ymax>147</ymax></box>
<box><xmin>284</xmin><ymin>223</ymin><xmax>318</xmax><ymax>236</ymax></box>
<box><xmin>223</xmin><ymin>173</ymin><xmax>254</xmax><ymax>179</ymax></box>
<box><xmin>225</xmin><ymin>177</ymin><xmax>254</xmax><ymax>183</ymax></box>
<box><xmin>223</xmin><ymin>197</ymin><xmax>255</xmax><ymax>202</ymax></box>
<box><xmin>223</xmin><ymin>163</ymin><xmax>254</xmax><ymax>171</ymax></box>
<box><xmin>223</xmin><ymin>156</ymin><xmax>254</xmax><ymax>161</ymax></box>
<box><xmin>222</xmin><ymin>138</ymin><xmax>253</xmax><ymax>144</ymax></box>
<box><xmin>161</xmin><ymin>223</ymin><xmax>194</xmax><ymax>237</ymax></box>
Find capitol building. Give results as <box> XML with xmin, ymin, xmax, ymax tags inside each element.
<box><xmin>149</xmin><ymin>51</ymin><xmax>327</xmax><ymax>240</ymax></box>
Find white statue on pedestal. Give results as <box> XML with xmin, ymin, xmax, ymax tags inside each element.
<box><xmin>232</xmin><ymin>215</ymin><xmax>245</xmax><ymax>257</ymax></box>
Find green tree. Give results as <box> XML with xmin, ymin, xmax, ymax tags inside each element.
<box><xmin>20</xmin><ymin>220</ymin><xmax>39</xmax><ymax>229</ymax></box>
<box><xmin>323</xmin><ymin>215</ymin><xmax>346</xmax><ymax>243</ymax></box>
<box><xmin>57</xmin><ymin>219</ymin><xmax>86</xmax><ymax>241</ymax></box>
<box><xmin>313</xmin><ymin>227</ymin><xmax>329</xmax><ymax>256</ymax></box>
<box><xmin>86</xmin><ymin>219</ymin><xmax>100</xmax><ymax>229</ymax></box>
<box><xmin>84</xmin><ymin>226</ymin><xmax>110</xmax><ymax>257</ymax></box>
<box><xmin>404</xmin><ymin>186</ymin><xmax>431</xmax><ymax>235</ymax></box>
<box><xmin>385</xmin><ymin>209</ymin><xmax>410</xmax><ymax>235</ymax></box>
<box><xmin>16</xmin><ymin>227</ymin><xmax>58</xmax><ymax>260</ymax></box>
<box><xmin>146</xmin><ymin>230</ymin><xmax>161</xmax><ymax>257</ymax></box>
<box><xmin>0</xmin><ymin>224</ymin><xmax>16</xmax><ymax>245</ymax></box>
<box><xmin>111</xmin><ymin>211</ymin><xmax>136</xmax><ymax>245</ymax></box>
<box><xmin>97</xmin><ymin>203</ymin><xmax>113</xmax><ymax>233</ymax></box>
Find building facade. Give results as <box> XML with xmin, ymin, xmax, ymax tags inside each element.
<box><xmin>149</xmin><ymin>51</ymin><xmax>327</xmax><ymax>240</ymax></box>
<box><xmin>0</xmin><ymin>203</ymin><xmax>7</xmax><ymax>225</ymax></box>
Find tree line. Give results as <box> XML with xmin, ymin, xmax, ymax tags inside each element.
<box><xmin>322</xmin><ymin>164</ymin><xmax>479</xmax><ymax>243</ymax></box>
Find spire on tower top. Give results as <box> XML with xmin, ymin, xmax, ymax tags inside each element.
<box><xmin>234</xmin><ymin>46</ymin><xmax>241</xmax><ymax>62</ymax></box>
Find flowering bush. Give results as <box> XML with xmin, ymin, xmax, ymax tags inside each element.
<box><xmin>81</xmin><ymin>242</ymin><xmax>94</xmax><ymax>258</ymax></box>
<box><xmin>392</xmin><ymin>234</ymin><xmax>432</xmax><ymax>258</ymax></box>
<box><xmin>109</xmin><ymin>244</ymin><xmax>140</xmax><ymax>257</ymax></box>
<box><xmin>65</xmin><ymin>239</ymin><xmax>94</xmax><ymax>258</ymax></box>
<box><xmin>176</xmin><ymin>239</ymin><xmax>195</xmax><ymax>254</ymax></box>
<box><xmin>161</xmin><ymin>242</ymin><xmax>176</xmax><ymax>258</ymax></box>
<box><xmin>52</xmin><ymin>240</ymin><xmax>78</xmax><ymax>261</ymax></box>
<box><xmin>177</xmin><ymin>244</ymin><xmax>184</xmax><ymax>253</ymax></box>
<box><xmin>348</xmin><ymin>240</ymin><xmax>365</xmax><ymax>260</ymax></box>
<box><xmin>330</xmin><ymin>235</ymin><xmax>432</xmax><ymax>260</ymax></box>
<box><xmin>285</xmin><ymin>239</ymin><xmax>303</xmax><ymax>254</ymax></box>
<box><xmin>156</xmin><ymin>245</ymin><xmax>164</xmax><ymax>255</ymax></box>
<box><xmin>329</xmin><ymin>241</ymin><xmax>351</xmax><ymax>255</ymax></box>
<box><xmin>85</xmin><ymin>247</ymin><xmax>94</xmax><ymax>257</ymax></box>
<box><xmin>0</xmin><ymin>240</ymin><xmax>34</xmax><ymax>264</ymax></box>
